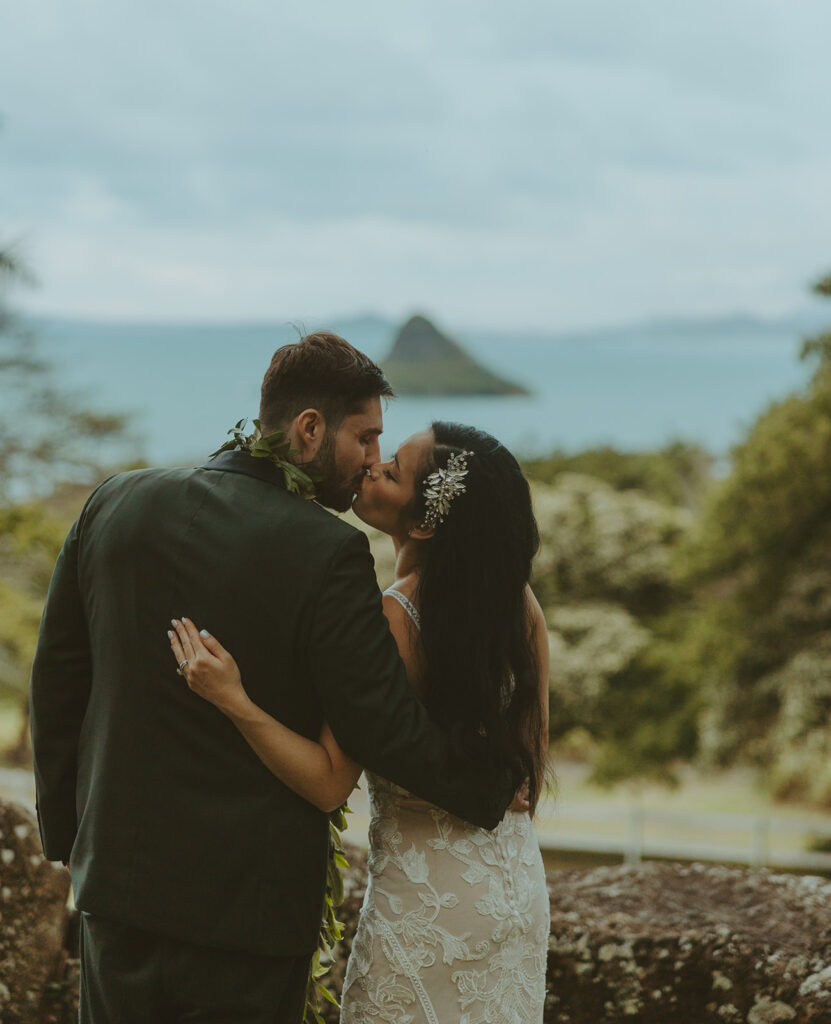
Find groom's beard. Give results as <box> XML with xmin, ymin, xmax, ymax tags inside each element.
<box><xmin>310</xmin><ymin>433</ymin><xmax>365</xmax><ymax>512</ymax></box>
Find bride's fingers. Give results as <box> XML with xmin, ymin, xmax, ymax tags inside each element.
<box><xmin>172</xmin><ymin>619</ymin><xmax>195</xmax><ymax>663</ymax></box>
<box><xmin>168</xmin><ymin>629</ymin><xmax>186</xmax><ymax>668</ymax></box>
<box><xmin>181</xmin><ymin>618</ymin><xmax>232</xmax><ymax>666</ymax></box>
<box><xmin>180</xmin><ymin>617</ymin><xmax>212</xmax><ymax>660</ymax></box>
<box><xmin>195</xmin><ymin>628</ymin><xmax>226</xmax><ymax>660</ymax></box>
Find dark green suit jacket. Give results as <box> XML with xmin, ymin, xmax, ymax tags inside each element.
<box><xmin>29</xmin><ymin>451</ymin><xmax>514</xmax><ymax>956</ymax></box>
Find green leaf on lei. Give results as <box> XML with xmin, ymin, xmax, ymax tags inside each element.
<box><xmin>301</xmin><ymin>800</ymin><xmax>352</xmax><ymax>1024</ymax></box>
<box><xmin>211</xmin><ymin>419</ymin><xmax>322</xmax><ymax>500</ymax></box>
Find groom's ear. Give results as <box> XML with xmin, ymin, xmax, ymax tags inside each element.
<box><xmin>294</xmin><ymin>408</ymin><xmax>326</xmax><ymax>456</ymax></box>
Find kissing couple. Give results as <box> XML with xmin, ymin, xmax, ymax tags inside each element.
<box><xmin>30</xmin><ymin>330</ymin><xmax>551</xmax><ymax>1023</ymax></box>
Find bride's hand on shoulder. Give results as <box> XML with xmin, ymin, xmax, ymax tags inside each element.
<box><xmin>168</xmin><ymin>618</ymin><xmax>249</xmax><ymax>717</ymax></box>
<box><xmin>509</xmin><ymin>776</ymin><xmax>531</xmax><ymax>814</ymax></box>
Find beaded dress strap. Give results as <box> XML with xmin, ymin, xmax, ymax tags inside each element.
<box><xmin>384</xmin><ymin>587</ymin><xmax>422</xmax><ymax>631</ymax></box>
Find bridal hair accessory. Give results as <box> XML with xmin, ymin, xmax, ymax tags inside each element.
<box><xmin>422</xmin><ymin>450</ymin><xmax>475</xmax><ymax>528</ymax></box>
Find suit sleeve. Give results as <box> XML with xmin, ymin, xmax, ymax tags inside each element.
<box><xmin>307</xmin><ymin>529</ymin><xmax>515</xmax><ymax>830</ymax></box>
<box><xmin>29</xmin><ymin>513</ymin><xmax>92</xmax><ymax>862</ymax></box>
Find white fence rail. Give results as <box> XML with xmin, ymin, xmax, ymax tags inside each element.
<box><xmin>534</xmin><ymin>803</ymin><xmax>831</xmax><ymax>872</ymax></box>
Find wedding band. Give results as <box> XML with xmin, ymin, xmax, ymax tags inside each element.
<box><xmin>176</xmin><ymin>659</ymin><xmax>188</xmax><ymax>676</ymax></box>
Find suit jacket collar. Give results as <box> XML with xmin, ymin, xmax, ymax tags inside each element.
<box><xmin>200</xmin><ymin>449</ymin><xmax>287</xmax><ymax>489</ymax></box>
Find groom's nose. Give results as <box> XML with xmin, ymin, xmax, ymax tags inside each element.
<box><xmin>363</xmin><ymin>438</ymin><xmax>381</xmax><ymax>466</ymax></box>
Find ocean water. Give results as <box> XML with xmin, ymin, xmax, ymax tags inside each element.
<box><xmin>32</xmin><ymin>314</ymin><xmax>818</xmax><ymax>468</ymax></box>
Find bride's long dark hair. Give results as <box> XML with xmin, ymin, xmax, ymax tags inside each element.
<box><xmin>410</xmin><ymin>422</ymin><xmax>547</xmax><ymax>813</ymax></box>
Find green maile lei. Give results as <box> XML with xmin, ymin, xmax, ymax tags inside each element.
<box><xmin>211</xmin><ymin>418</ymin><xmax>323</xmax><ymax>498</ymax></box>
<box><xmin>213</xmin><ymin>419</ymin><xmax>353</xmax><ymax>1023</ymax></box>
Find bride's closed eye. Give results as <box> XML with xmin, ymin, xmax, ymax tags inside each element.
<box><xmin>383</xmin><ymin>453</ymin><xmax>399</xmax><ymax>482</ymax></box>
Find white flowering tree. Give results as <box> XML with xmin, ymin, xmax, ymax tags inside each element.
<box><xmin>683</xmin><ymin>269</ymin><xmax>831</xmax><ymax>806</ymax></box>
<box><xmin>529</xmin><ymin>475</ymin><xmax>698</xmax><ymax>785</ymax></box>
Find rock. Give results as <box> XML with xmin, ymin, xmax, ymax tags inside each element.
<box><xmin>0</xmin><ymin>799</ymin><xmax>74</xmax><ymax>1024</ymax></box>
<box><xmin>317</xmin><ymin>847</ymin><xmax>831</xmax><ymax>1024</ymax></box>
<box><xmin>544</xmin><ymin>861</ymin><xmax>831</xmax><ymax>1023</ymax></box>
<box><xmin>747</xmin><ymin>996</ymin><xmax>797</xmax><ymax>1023</ymax></box>
<box><xmin>6</xmin><ymin>819</ymin><xmax>831</xmax><ymax>1024</ymax></box>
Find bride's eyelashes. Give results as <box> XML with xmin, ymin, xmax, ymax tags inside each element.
<box><xmin>382</xmin><ymin>453</ymin><xmax>399</xmax><ymax>482</ymax></box>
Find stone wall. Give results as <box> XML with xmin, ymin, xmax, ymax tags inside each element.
<box><xmin>2</xmin><ymin>807</ymin><xmax>830</xmax><ymax>1023</ymax></box>
<box><xmin>542</xmin><ymin>860</ymin><xmax>831</xmax><ymax>1023</ymax></box>
<box><xmin>322</xmin><ymin>844</ymin><xmax>831</xmax><ymax>1024</ymax></box>
<box><xmin>0</xmin><ymin>800</ymin><xmax>76</xmax><ymax>1024</ymax></box>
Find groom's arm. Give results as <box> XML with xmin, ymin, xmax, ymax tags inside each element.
<box><xmin>307</xmin><ymin>529</ymin><xmax>516</xmax><ymax>830</ymax></box>
<box><xmin>29</xmin><ymin>514</ymin><xmax>93</xmax><ymax>862</ymax></box>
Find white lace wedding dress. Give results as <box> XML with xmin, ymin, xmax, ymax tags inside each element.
<box><xmin>340</xmin><ymin>589</ymin><xmax>549</xmax><ymax>1024</ymax></box>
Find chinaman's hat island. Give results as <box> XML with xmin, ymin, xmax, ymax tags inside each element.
<box><xmin>381</xmin><ymin>314</ymin><xmax>530</xmax><ymax>396</ymax></box>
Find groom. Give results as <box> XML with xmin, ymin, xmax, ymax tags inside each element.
<box><xmin>29</xmin><ymin>331</ymin><xmax>517</xmax><ymax>1023</ymax></box>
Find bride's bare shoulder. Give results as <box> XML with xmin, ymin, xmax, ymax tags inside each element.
<box><xmin>524</xmin><ymin>582</ymin><xmax>545</xmax><ymax>622</ymax></box>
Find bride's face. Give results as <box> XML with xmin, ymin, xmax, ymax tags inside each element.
<box><xmin>352</xmin><ymin>429</ymin><xmax>434</xmax><ymax>538</ymax></box>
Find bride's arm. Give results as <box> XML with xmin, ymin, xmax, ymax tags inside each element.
<box><xmin>525</xmin><ymin>585</ymin><xmax>550</xmax><ymax>813</ymax></box>
<box><xmin>169</xmin><ymin>617</ymin><xmax>360</xmax><ymax>813</ymax></box>
<box><xmin>169</xmin><ymin>602</ymin><xmax>424</xmax><ymax>812</ymax></box>
<box><xmin>230</xmin><ymin>706</ymin><xmax>359</xmax><ymax>814</ymax></box>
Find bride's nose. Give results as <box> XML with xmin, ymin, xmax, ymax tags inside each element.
<box><xmin>366</xmin><ymin>464</ymin><xmax>381</xmax><ymax>482</ymax></box>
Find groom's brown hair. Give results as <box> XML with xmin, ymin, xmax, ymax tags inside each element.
<box><xmin>259</xmin><ymin>330</ymin><xmax>394</xmax><ymax>431</ymax></box>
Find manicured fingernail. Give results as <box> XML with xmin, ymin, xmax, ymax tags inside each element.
<box><xmin>182</xmin><ymin>617</ymin><xmax>190</xmax><ymax>623</ymax></box>
<box><xmin>200</xmin><ymin>629</ymin><xmax>210</xmax><ymax>638</ymax></box>
<box><xmin>171</xmin><ymin>619</ymin><xmax>178</xmax><ymax>626</ymax></box>
<box><xmin>167</xmin><ymin>631</ymin><xmax>174</xmax><ymax>639</ymax></box>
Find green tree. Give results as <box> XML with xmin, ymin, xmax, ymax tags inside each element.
<box><xmin>678</xmin><ymin>270</ymin><xmax>831</xmax><ymax>804</ymax></box>
<box><xmin>530</xmin><ymin>474</ymin><xmax>700</xmax><ymax>786</ymax></box>
<box><xmin>0</xmin><ymin>239</ymin><xmax>141</xmax><ymax>761</ymax></box>
<box><xmin>522</xmin><ymin>441</ymin><xmax>714</xmax><ymax>510</ymax></box>
<box><xmin>0</xmin><ymin>244</ymin><xmax>136</xmax><ymax>503</ymax></box>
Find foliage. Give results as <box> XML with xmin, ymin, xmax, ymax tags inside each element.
<box><xmin>0</xmin><ymin>239</ymin><xmax>139</xmax><ymax>504</ymax></box>
<box><xmin>522</xmin><ymin>441</ymin><xmax>714</xmax><ymax>510</ymax></box>
<box><xmin>530</xmin><ymin>475</ymin><xmax>698</xmax><ymax>785</ymax></box>
<box><xmin>0</xmin><ymin>238</ymin><xmax>139</xmax><ymax>755</ymax></box>
<box><xmin>303</xmin><ymin>806</ymin><xmax>352</xmax><ymax>1023</ymax></box>
<box><xmin>679</xmin><ymin>372</ymin><xmax>831</xmax><ymax>587</ymax></box>
<box><xmin>531</xmin><ymin>475</ymin><xmax>691</xmax><ymax>615</ymax></box>
<box><xmin>0</xmin><ymin>579</ymin><xmax>42</xmax><ymax>700</ymax></box>
<box><xmin>677</xmin><ymin>268</ymin><xmax>831</xmax><ymax>805</ymax></box>
<box><xmin>212</xmin><ymin>418</ymin><xmax>322</xmax><ymax>499</ymax></box>
<box><xmin>0</xmin><ymin>502</ymin><xmax>73</xmax><ymax>703</ymax></box>
<box><xmin>755</xmin><ymin>638</ymin><xmax>831</xmax><ymax>805</ymax></box>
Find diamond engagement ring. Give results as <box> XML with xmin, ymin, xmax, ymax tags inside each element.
<box><xmin>176</xmin><ymin>659</ymin><xmax>188</xmax><ymax>676</ymax></box>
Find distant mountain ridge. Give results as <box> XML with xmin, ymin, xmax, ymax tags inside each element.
<box><xmin>381</xmin><ymin>314</ymin><xmax>529</xmax><ymax>396</ymax></box>
<box><xmin>31</xmin><ymin>305</ymin><xmax>827</xmax><ymax>354</ymax></box>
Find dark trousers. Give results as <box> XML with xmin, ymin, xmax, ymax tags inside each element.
<box><xmin>79</xmin><ymin>912</ymin><xmax>312</xmax><ymax>1024</ymax></box>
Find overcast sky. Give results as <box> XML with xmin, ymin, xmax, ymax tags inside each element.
<box><xmin>2</xmin><ymin>0</ymin><xmax>831</xmax><ymax>329</ymax></box>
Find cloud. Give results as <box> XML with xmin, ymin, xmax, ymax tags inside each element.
<box><xmin>2</xmin><ymin>0</ymin><xmax>831</xmax><ymax>327</ymax></box>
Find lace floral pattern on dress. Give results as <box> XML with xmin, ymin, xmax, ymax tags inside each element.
<box><xmin>341</xmin><ymin>772</ymin><xmax>549</xmax><ymax>1024</ymax></box>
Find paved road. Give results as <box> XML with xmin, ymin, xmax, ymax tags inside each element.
<box><xmin>0</xmin><ymin>767</ymin><xmax>36</xmax><ymax>811</ymax></box>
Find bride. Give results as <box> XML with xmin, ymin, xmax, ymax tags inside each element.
<box><xmin>169</xmin><ymin>421</ymin><xmax>550</xmax><ymax>1022</ymax></box>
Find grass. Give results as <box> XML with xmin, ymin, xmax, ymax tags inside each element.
<box><xmin>0</xmin><ymin>700</ymin><xmax>24</xmax><ymax>755</ymax></box>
